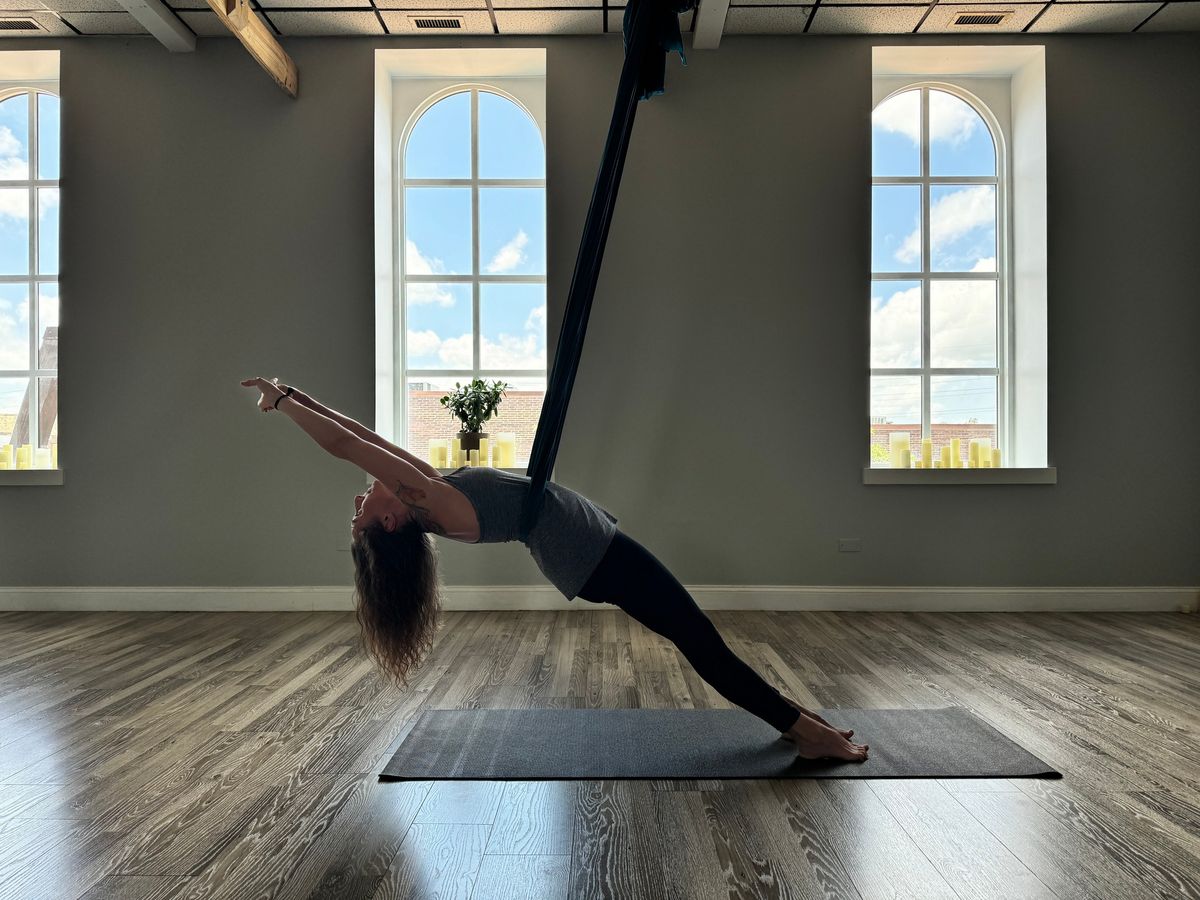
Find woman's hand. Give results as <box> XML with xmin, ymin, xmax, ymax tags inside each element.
<box><xmin>241</xmin><ymin>376</ymin><xmax>286</xmax><ymax>413</ymax></box>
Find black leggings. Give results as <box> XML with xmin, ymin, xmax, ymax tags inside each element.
<box><xmin>577</xmin><ymin>530</ymin><xmax>801</xmax><ymax>733</ymax></box>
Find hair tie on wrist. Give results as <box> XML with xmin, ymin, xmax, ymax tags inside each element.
<box><xmin>273</xmin><ymin>386</ymin><xmax>294</xmax><ymax>410</ymax></box>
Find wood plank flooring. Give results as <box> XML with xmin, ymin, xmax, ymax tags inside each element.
<box><xmin>0</xmin><ymin>609</ymin><xmax>1197</xmax><ymax>899</ymax></box>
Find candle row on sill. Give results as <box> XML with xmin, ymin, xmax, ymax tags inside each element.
<box><xmin>0</xmin><ymin>444</ymin><xmax>58</xmax><ymax>470</ymax></box>
<box><xmin>428</xmin><ymin>433</ymin><xmax>518</xmax><ymax>469</ymax></box>
<box><xmin>888</xmin><ymin>434</ymin><xmax>1002</xmax><ymax>469</ymax></box>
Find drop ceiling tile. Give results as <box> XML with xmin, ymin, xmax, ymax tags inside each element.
<box><xmin>0</xmin><ymin>9</ymin><xmax>72</xmax><ymax>31</ymax></box>
<box><xmin>724</xmin><ymin>5</ymin><xmax>811</xmax><ymax>31</ymax></box>
<box><xmin>59</xmin><ymin>9</ymin><xmax>146</xmax><ymax>30</ymax></box>
<box><xmin>919</xmin><ymin>3</ymin><xmax>1044</xmax><ymax>30</ymax></box>
<box><xmin>730</xmin><ymin>0</ymin><xmax>808</xmax><ymax>5</ymax></box>
<box><xmin>37</xmin><ymin>0</ymin><xmax>124</xmax><ymax>12</ymax></box>
<box><xmin>259</xmin><ymin>0</ymin><xmax>372</xmax><ymax>8</ymax></box>
<box><xmin>494</xmin><ymin>8</ymin><xmax>601</xmax><ymax>31</ymax></box>
<box><xmin>605</xmin><ymin>4</ymin><xmax>692</xmax><ymax>30</ymax></box>
<box><xmin>1028</xmin><ymin>1</ymin><xmax>1157</xmax><ymax>30</ymax></box>
<box><xmin>0</xmin><ymin>0</ymin><xmax>44</xmax><ymax>7</ymax></box>
<box><xmin>1139</xmin><ymin>1</ymin><xmax>1200</xmax><ymax>29</ymax></box>
<box><xmin>808</xmin><ymin>4</ymin><xmax>925</xmax><ymax>31</ymax></box>
<box><xmin>375</xmin><ymin>0</ymin><xmax>485</xmax><ymax>8</ymax></box>
<box><xmin>493</xmin><ymin>0</ymin><xmax>596</xmax><ymax>6</ymax></box>
<box><xmin>379</xmin><ymin>8</ymin><xmax>492</xmax><ymax>30</ymax></box>
<box><xmin>177</xmin><ymin>8</ymin><xmax>232</xmax><ymax>33</ymax></box>
<box><xmin>821</xmin><ymin>0</ymin><xmax>922</xmax><ymax>6</ymax></box>
<box><xmin>269</xmin><ymin>8</ymin><xmax>383</xmax><ymax>32</ymax></box>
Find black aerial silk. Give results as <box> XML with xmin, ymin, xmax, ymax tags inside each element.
<box><xmin>518</xmin><ymin>0</ymin><xmax>697</xmax><ymax>542</ymax></box>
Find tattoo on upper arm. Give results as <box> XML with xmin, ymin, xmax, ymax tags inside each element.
<box><xmin>396</xmin><ymin>482</ymin><xmax>446</xmax><ymax>536</ymax></box>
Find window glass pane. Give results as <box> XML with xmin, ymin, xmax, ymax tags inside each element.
<box><xmin>405</xmin><ymin>187</ymin><xmax>472</xmax><ymax>275</ymax></box>
<box><xmin>39</xmin><ymin>283</ymin><xmax>57</xmax><ymax>337</ymax></box>
<box><xmin>872</xmin><ymin>89</ymin><xmax>919</xmax><ymax>177</ymax></box>
<box><xmin>0</xmin><ymin>94</ymin><xmax>29</xmax><ymax>180</ymax></box>
<box><xmin>870</xmin><ymin>376</ymin><xmax>920</xmax><ymax>467</ymax></box>
<box><xmin>871</xmin><ymin>185</ymin><xmax>921</xmax><ymax>273</ymax></box>
<box><xmin>37</xmin><ymin>93</ymin><xmax>59</xmax><ymax>181</ymax></box>
<box><xmin>38</xmin><ymin>187</ymin><xmax>58</xmax><ymax>275</ymax></box>
<box><xmin>0</xmin><ymin>283</ymin><xmax>29</xmax><ymax>369</ymax></box>
<box><xmin>480</xmin><ymin>283</ymin><xmax>546</xmax><ymax>370</ymax></box>
<box><xmin>929</xmin><ymin>90</ymin><xmax>995</xmax><ymax>177</ymax></box>
<box><xmin>930</xmin><ymin>281</ymin><xmax>996</xmax><ymax>368</ymax></box>
<box><xmin>405</xmin><ymin>282</ymin><xmax>472</xmax><ymax>369</ymax></box>
<box><xmin>479</xmin><ymin>92</ymin><xmax>543</xmax><ymax>179</ymax></box>
<box><xmin>870</xmin><ymin>280</ymin><xmax>921</xmax><ymax>369</ymax></box>
<box><xmin>404</xmin><ymin>91</ymin><xmax>470</xmax><ymax>179</ymax></box>
<box><xmin>930</xmin><ymin>184</ymin><xmax>995</xmax><ymax>273</ymax></box>
<box><xmin>0</xmin><ymin>377</ymin><xmax>29</xmax><ymax>465</ymax></box>
<box><xmin>932</xmin><ymin>375</ymin><xmax>996</xmax><ymax>465</ymax></box>
<box><xmin>0</xmin><ymin>188</ymin><xmax>29</xmax><ymax>276</ymax></box>
<box><xmin>407</xmin><ymin>375</ymin><xmax>544</xmax><ymax>467</ymax></box>
<box><xmin>480</xmin><ymin>188</ymin><xmax>545</xmax><ymax>276</ymax></box>
<box><xmin>37</xmin><ymin>375</ymin><xmax>56</xmax><ymax>453</ymax></box>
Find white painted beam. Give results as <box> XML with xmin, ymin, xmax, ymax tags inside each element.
<box><xmin>692</xmin><ymin>0</ymin><xmax>730</xmax><ymax>50</ymax></box>
<box><xmin>116</xmin><ymin>0</ymin><xmax>196</xmax><ymax>52</ymax></box>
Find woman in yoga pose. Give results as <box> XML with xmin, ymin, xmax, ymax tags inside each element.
<box><xmin>242</xmin><ymin>376</ymin><xmax>868</xmax><ymax>762</ymax></box>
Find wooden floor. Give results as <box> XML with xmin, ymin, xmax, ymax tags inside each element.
<box><xmin>0</xmin><ymin>609</ymin><xmax>1198</xmax><ymax>899</ymax></box>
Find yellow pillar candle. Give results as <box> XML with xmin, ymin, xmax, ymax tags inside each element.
<box><xmin>900</xmin><ymin>448</ymin><xmax>911</xmax><ymax>468</ymax></box>
<box><xmin>51</xmin><ymin>443</ymin><xmax>58</xmax><ymax>469</ymax></box>
<box><xmin>469</xmin><ymin>448</ymin><xmax>479</xmax><ymax>467</ymax></box>
<box><xmin>940</xmin><ymin>445</ymin><xmax>951</xmax><ymax>468</ymax></box>
<box><xmin>16</xmin><ymin>444</ymin><xmax>32</xmax><ymax>469</ymax></box>
<box><xmin>0</xmin><ymin>444</ymin><xmax>12</xmax><ymax>469</ymax></box>
<box><xmin>34</xmin><ymin>448</ymin><xmax>51</xmax><ymax>469</ymax></box>
<box><xmin>479</xmin><ymin>438</ymin><xmax>490</xmax><ymax>466</ymax></box>
<box><xmin>451</xmin><ymin>439</ymin><xmax>461</xmax><ymax>467</ymax></box>
<box><xmin>950</xmin><ymin>438</ymin><xmax>962</xmax><ymax>467</ymax></box>
<box><xmin>992</xmin><ymin>447</ymin><xmax>1002</xmax><ymax>468</ymax></box>
<box><xmin>968</xmin><ymin>440</ymin><xmax>979</xmax><ymax>467</ymax></box>
<box><xmin>977</xmin><ymin>438</ymin><xmax>991</xmax><ymax>464</ymax></box>
<box><xmin>888</xmin><ymin>432</ymin><xmax>910</xmax><ymax>469</ymax></box>
<box><xmin>921</xmin><ymin>438</ymin><xmax>933</xmax><ymax>468</ymax></box>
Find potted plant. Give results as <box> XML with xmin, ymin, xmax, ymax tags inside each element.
<box><xmin>439</xmin><ymin>378</ymin><xmax>511</xmax><ymax>453</ymax></box>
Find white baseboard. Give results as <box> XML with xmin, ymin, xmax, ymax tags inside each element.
<box><xmin>0</xmin><ymin>585</ymin><xmax>1195</xmax><ymax>613</ymax></box>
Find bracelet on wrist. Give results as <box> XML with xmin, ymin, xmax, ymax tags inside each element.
<box><xmin>273</xmin><ymin>386</ymin><xmax>294</xmax><ymax>410</ymax></box>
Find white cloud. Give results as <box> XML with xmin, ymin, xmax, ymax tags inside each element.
<box><xmin>930</xmin><ymin>282</ymin><xmax>996</xmax><ymax>368</ymax></box>
<box><xmin>524</xmin><ymin>304</ymin><xmax>545</xmax><ymax>332</ymax></box>
<box><xmin>485</xmin><ymin>230</ymin><xmax>529</xmax><ymax>274</ymax></box>
<box><xmin>405</xmin><ymin>239</ymin><xmax>457</xmax><ymax>307</ymax></box>
<box><xmin>0</xmin><ymin>296</ymin><xmax>29</xmax><ymax>370</ymax></box>
<box><xmin>870</xmin><ymin>285</ymin><xmax>921</xmax><ymax>368</ymax></box>
<box><xmin>0</xmin><ymin>127</ymin><xmax>27</xmax><ymax>185</ymax></box>
<box><xmin>873</xmin><ymin>90</ymin><xmax>921</xmax><ymax>144</ymax></box>
<box><xmin>896</xmin><ymin>185</ymin><xmax>993</xmax><ymax>266</ymax></box>
<box><xmin>875</xmin><ymin>90</ymin><xmax>982</xmax><ymax>149</ymax></box>
<box><xmin>406</xmin><ymin>329</ymin><xmax>545</xmax><ymax>370</ymax></box>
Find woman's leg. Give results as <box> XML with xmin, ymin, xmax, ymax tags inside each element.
<box><xmin>578</xmin><ymin>531</ymin><xmax>801</xmax><ymax>733</ymax></box>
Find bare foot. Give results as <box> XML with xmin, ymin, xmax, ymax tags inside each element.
<box><xmin>784</xmin><ymin>698</ymin><xmax>854</xmax><ymax>740</ymax></box>
<box><xmin>786</xmin><ymin>713</ymin><xmax>869</xmax><ymax>762</ymax></box>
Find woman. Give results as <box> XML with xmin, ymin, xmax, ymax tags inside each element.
<box><xmin>242</xmin><ymin>376</ymin><xmax>868</xmax><ymax>762</ymax></box>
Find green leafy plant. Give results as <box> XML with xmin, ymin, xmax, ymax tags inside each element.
<box><xmin>439</xmin><ymin>378</ymin><xmax>511</xmax><ymax>433</ymax></box>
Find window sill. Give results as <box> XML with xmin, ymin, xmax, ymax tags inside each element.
<box><xmin>0</xmin><ymin>469</ymin><xmax>64</xmax><ymax>486</ymax></box>
<box><xmin>863</xmin><ymin>467</ymin><xmax>1056</xmax><ymax>485</ymax></box>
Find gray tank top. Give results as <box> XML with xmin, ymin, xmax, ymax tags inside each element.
<box><xmin>440</xmin><ymin>466</ymin><xmax>618</xmax><ymax>600</ymax></box>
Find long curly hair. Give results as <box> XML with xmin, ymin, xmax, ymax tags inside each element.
<box><xmin>350</xmin><ymin>519</ymin><xmax>442</xmax><ymax>686</ymax></box>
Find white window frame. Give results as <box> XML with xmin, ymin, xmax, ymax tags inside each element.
<box><xmin>399</xmin><ymin>84</ymin><xmax>546</xmax><ymax>454</ymax></box>
<box><xmin>866</xmin><ymin>46</ymin><xmax>1053</xmax><ymax>485</ymax></box>
<box><xmin>870</xmin><ymin>82</ymin><xmax>1010</xmax><ymax>461</ymax></box>
<box><xmin>374</xmin><ymin>49</ymin><xmax>546</xmax><ymax>470</ymax></box>
<box><xmin>0</xmin><ymin>52</ymin><xmax>61</xmax><ymax>488</ymax></box>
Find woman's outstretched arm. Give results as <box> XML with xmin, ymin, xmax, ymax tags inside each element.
<box><xmin>281</xmin><ymin>383</ymin><xmax>439</xmax><ymax>479</ymax></box>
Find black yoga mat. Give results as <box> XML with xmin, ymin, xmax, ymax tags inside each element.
<box><xmin>379</xmin><ymin>708</ymin><xmax>1060</xmax><ymax>781</ymax></box>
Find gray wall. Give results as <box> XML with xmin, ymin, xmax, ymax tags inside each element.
<box><xmin>1</xmin><ymin>32</ymin><xmax>1197</xmax><ymax>589</ymax></box>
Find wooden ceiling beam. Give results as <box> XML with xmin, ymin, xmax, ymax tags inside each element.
<box><xmin>206</xmin><ymin>0</ymin><xmax>299</xmax><ymax>98</ymax></box>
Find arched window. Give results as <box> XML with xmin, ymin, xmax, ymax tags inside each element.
<box><xmin>0</xmin><ymin>86</ymin><xmax>59</xmax><ymax>473</ymax></box>
<box><xmin>870</xmin><ymin>86</ymin><xmax>1005</xmax><ymax>468</ymax></box>
<box><xmin>399</xmin><ymin>86</ymin><xmax>546</xmax><ymax>467</ymax></box>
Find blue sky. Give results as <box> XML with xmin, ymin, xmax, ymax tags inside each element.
<box><xmin>0</xmin><ymin>92</ymin><xmax>60</xmax><ymax>424</ymax></box>
<box><xmin>402</xmin><ymin>90</ymin><xmax>547</xmax><ymax>391</ymax></box>
<box><xmin>871</xmin><ymin>88</ymin><xmax>999</xmax><ymax>426</ymax></box>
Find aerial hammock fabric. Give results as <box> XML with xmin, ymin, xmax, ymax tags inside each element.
<box><xmin>518</xmin><ymin>0</ymin><xmax>698</xmax><ymax>542</ymax></box>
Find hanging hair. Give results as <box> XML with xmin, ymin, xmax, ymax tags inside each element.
<box><xmin>351</xmin><ymin>518</ymin><xmax>442</xmax><ymax>687</ymax></box>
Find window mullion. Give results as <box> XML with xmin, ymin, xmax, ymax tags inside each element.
<box><xmin>471</xmin><ymin>89</ymin><xmax>481</xmax><ymax>380</ymax></box>
<box><xmin>27</xmin><ymin>89</ymin><xmax>39</xmax><ymax>460</ymax></box>
<box><xmin>920</xmin><ymin>88</ymin><xmax>931</xmax><ymax>440</ymax></box>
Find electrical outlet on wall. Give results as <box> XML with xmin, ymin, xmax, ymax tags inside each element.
<box><xmin>838</xmin><ymin>538</ymin><xmax>862</xmax><ymax>553</ymax></box>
